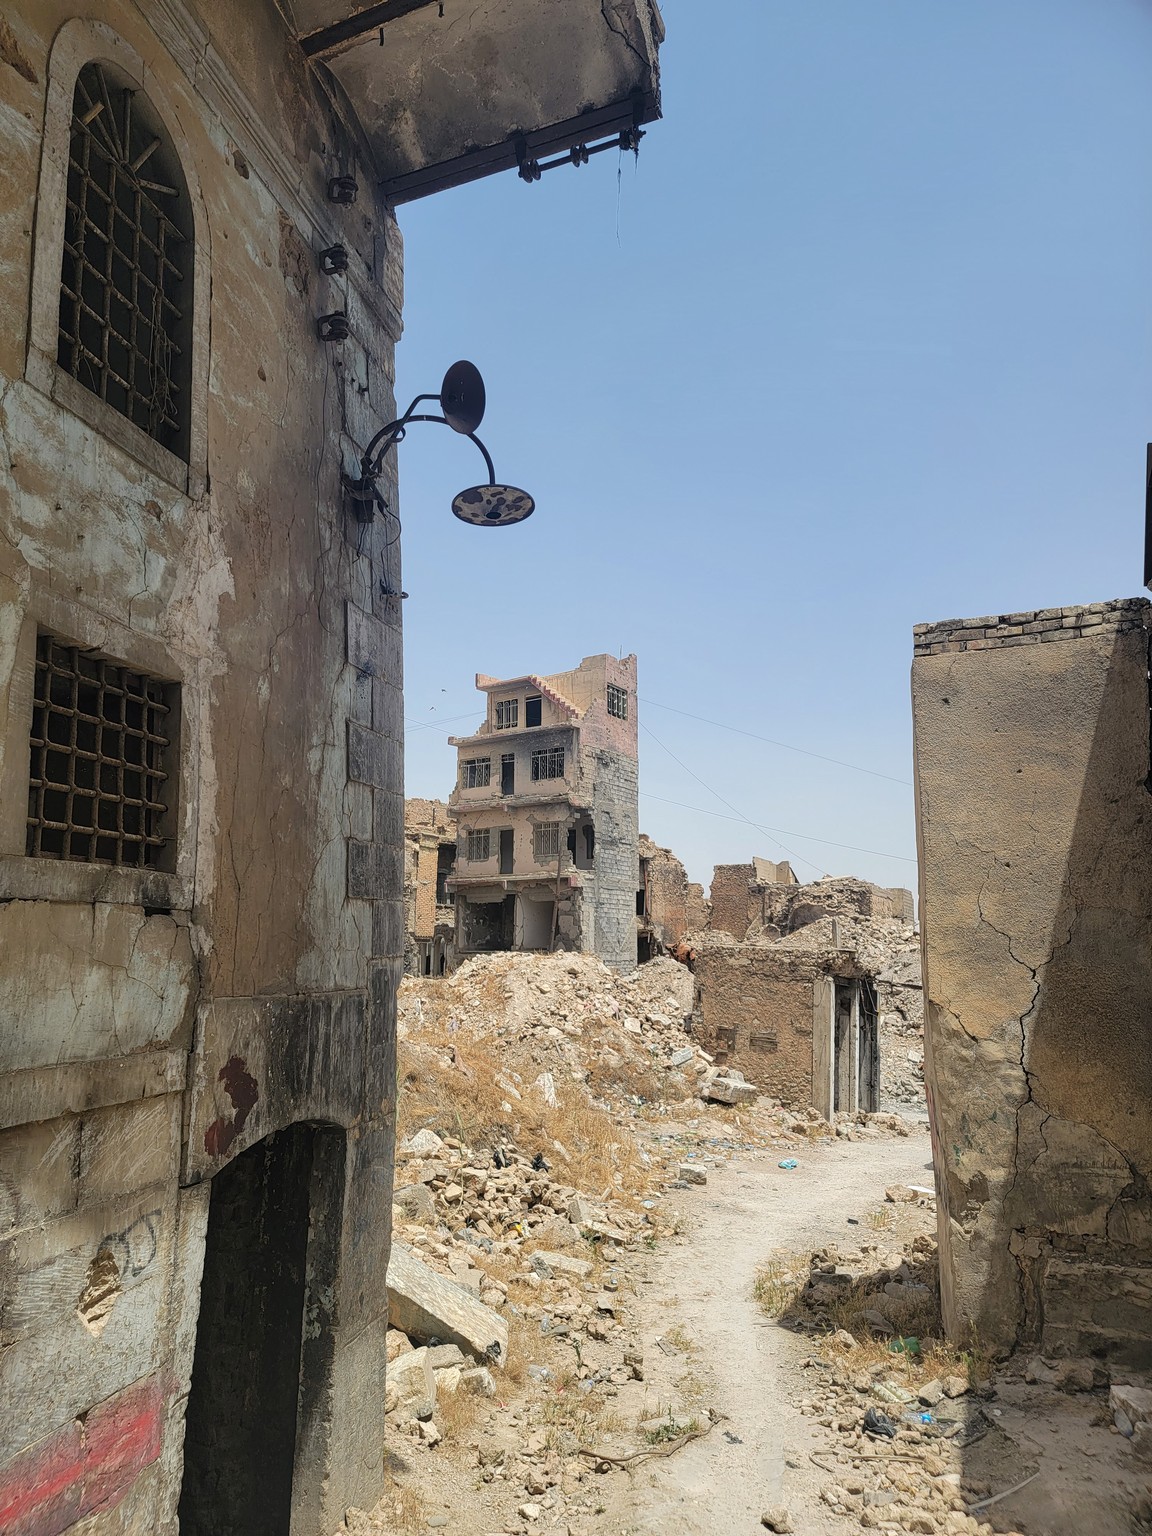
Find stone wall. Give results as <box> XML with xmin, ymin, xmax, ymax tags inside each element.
<box><xmin>0</xmin><ymin>5</ymin><xmax>402</xmax><ymax>1528</ymax></box>
<box><xmin>639</xmin><ymin>834</ymin><xmax>707</xmax><ymax>949</ymax></box>
<box><xmin>693</xmin><ymin>945</ymin><xmax>829</xmax><ymax>1108</ymax></box>
<box><xmin>913</xmin><ymin>597</ymin><xmax>1152</xmax><ymax>1363</ymax></box>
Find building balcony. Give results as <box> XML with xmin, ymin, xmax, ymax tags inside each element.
<box><xmin>294</xmin><ymin>1</ymin><xmax>663</xmax><ymax>204</ymax></box>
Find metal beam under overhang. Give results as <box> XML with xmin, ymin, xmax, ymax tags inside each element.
<box><xmin>295</xmin><ymin>0</ymin><xmax>663</xmax><ymax>204</ymax></box>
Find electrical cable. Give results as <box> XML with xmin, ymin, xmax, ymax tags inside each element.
<box><xmin>639</xmin><ymin>792</ymin><xmax>916</xmax><ymax>865</ymax></box>
<box><xmin>638</xmin><ymin>696</ymin><xmax>912</xmax><ymax>787</ymax></box>
<box><xmin>640</xmin><ymin>721</ymin><xmax>828</xmax><ymax>880</ymax></box>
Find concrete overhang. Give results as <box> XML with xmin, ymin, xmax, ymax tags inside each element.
<box><xmin>294</xmin><ymin>0</ymin><xmax>663</xmax><ymax>203</ymax></box>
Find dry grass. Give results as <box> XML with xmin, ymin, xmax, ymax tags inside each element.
<box><xmin>397</xmin><ymin>1033</ymin><xmax>651</xmax><ymax>1201</ymax></box>
<box><xmin>751</xmin><ymin>1254</ymin><xmax>806</xmax><ymax>1318</ymax></box>
<box><xmin>378</xmin><ymin>1472</ymin><xmax>425</xmax><ymax>1535</ymax></box>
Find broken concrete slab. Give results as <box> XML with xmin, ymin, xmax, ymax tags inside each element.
<box><xmin>394</xmin><ymin>1182</ymin><xmax>436</xmax><ymax>1222</ymax></box>
<box><xmin>678</xmin><ymin>1162</ymin><xmax>707</xmax><ymax>1185</ymax></box>
<box><xmin>530</xmin><ymin>1249</ymin><xmax>593</xmax><ymax>1279</ymax></box>
<box><xmin>700</xmin><ymin>1076</ymin><xmax>758</xmax><ymax>1106</ymax></box>
<box><xmin>402</xmin><ymin>1128</ymin><xmax>446</xmax><ymax>1157</ymax></box>
<box><xmin>387</xmin><ymin>1242</ymin><xmax>509</xmax><ymax>1366</ymax></box>
<box><xmin>389</xmin><ymin>1346</ymin><xmax>436</xmax><ymax>1420</ymax></box>
<box><xmin>1112</xmin><ymin>1383</ymin><xmax>1152</xmax><ymax>1436</ymax></box>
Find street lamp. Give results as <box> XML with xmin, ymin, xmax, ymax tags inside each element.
<box><xmin>344</xmin><ymin>361</ymin><xmax>535</xmax><ymax>528</ymax></box>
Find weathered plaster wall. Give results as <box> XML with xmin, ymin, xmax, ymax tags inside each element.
<box><xmin>694</xmin><ymin>945</ymin><xmax>828</xmax><ymax>1107</ymax></box>
<box><xmin>913</xmin><ymin>598</ymin><xmax>1152</xmax><ymax>1363</ymax></box>
<box><xmin>0</xmin><ymin>3</ymin><xmax>404</xmax><ymax>1529</ymax></box>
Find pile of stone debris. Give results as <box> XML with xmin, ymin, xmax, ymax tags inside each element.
<box><xmin>383</xmin><ymin>1123</ymin><xmax>646</xmax><ymax>1448</ymax></box>
<box><xmin>398</xmin><ymin>950</ymin><xmax>761</xmax><ymax>1118</ymax></box>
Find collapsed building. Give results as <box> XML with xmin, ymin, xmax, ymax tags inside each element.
<box><xmin>403</xmin><ymin>798</ymin><xmax>457</xmax><ymax>978</ymax></box>
<box><xmin>691</xmin><ymin>869</ymin><xmax>923</xmax><ymax>1117</ymax></box>
<box><xmin>913</xmin><ymin>598</ymin><xmax>1152</xmax><ymax>1365</ymax></box>
<box><xmin>636</xmin><ymin>833</ymin><xmax>708</xmax><ymax>962</ymax></box>
<box><xmin>0</xmin><ymin>4</ymin><xmax>664</xmax><ymax>1532</ymax></box>
<box><xmin>448</xmin><ymin>654</ymin><xmax>640</xmax><ymax>972</ymax></box>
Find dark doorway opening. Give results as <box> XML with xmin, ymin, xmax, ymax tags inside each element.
<box><xmin>179</xmin><ymin>1123</ymin><xmax>344</xmax><ymax>1536</ymax></box>
<box><xmin>499</xmin><ymin>828</ymin><xmax>514</xmax><ymax>874</ymax></box>
<box><xmin>637</xmin><ymin>934</ymin><xmax>653</xmax><ymax>964</ymax></box>
<box><xmin>501</xmin><ymin>754</ymin><xmax>515</xmax><ymax>795</ymax></box>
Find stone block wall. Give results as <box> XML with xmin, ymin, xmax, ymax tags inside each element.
<box><xmin>913</xmin><ymin>596</ymin><xmax>1152</xmax><ymax>1363</ymax></box>
<box><xmin>693</xmin><ymin>946</ymin><xmax>827</xmax><ymax>1107</ymax></box>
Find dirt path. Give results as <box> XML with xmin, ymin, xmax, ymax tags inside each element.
<box><xmin>604</xmin><ymin>1132</ymin><xmax>933</xmax><ymax>1536</ymax></box>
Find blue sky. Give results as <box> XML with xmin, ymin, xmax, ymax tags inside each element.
<box><xmin>394</xmin><ymin>0</ymin><xmax>1152</xmax><ymax>890</ymax></box>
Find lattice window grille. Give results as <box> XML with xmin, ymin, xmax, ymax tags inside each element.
<box><xmin>494</xmin><ymin>698</ymin><xmax>518</xmax><ymax>730</ymax></box>
<box><xmin>462</xmin><ymin>757</ymin><xmax>491</xmax><ymax>788</ymax></box>
<box><xmin>26</xmin><ymin>634</ymin><xmax>175</xmax><ymax>867</ymax></box>
<box><xmin>57</xmin><ymin>62</ymin><xmax>191</xmax><ymax>455</ymax></box>
<box><xmin>531</xmin><ymin>746</ymin><xmax>564</xmax><ymax>781</ymax></box>
<box><xmin>465</xmin><ymin>829</ymin><xmax>491</xmax><ymax>862</ymax></box>
<box><xmin>534</xmin><ymin>821</ymin><xmax>561</xmax><ymax>859</ymax></box>
<box><xmin>607</xmin><ymin>683</ymin><xmax>628</xmax><ymax>719</ymax></box>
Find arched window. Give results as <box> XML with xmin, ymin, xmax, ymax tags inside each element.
<box><xmin>57</xmin><ymin>62</ymin><xmax>193</xmax><ymax>459</ymax></box>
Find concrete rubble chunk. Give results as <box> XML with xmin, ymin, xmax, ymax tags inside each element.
<box><xmin>389</xmin><ymin>1346</ymin><xmax>436</xmax><ymax>1421</ymax></box>
<box><xmin>678</xmin><ymin>1162</ymin><xmax>707</xmax><ymax>1185</ymax></box>
<box><xmin>387</xmin><ymin>1242</ymin><xmax>509</xmax><ymax>1367</ymax></box>
<box><xmin>530</xmin><ymin>1249</ymin><xmax>593</xmax><ymax>1278</ymax></box>
<box><xmin>426</xmin><ymin>1343</ymin><xmax>467</xmax><ymax>1370</ymax></box>
<box><xmin>460</xmin><ymin>1365</ymin><xmax>497</xmax><ymax>1397</ymax></box>
<box><xmin>1112</xmin><ymin>1383</ymin><xmax>1152</xmax><ymax>1435</ymax></box>
<box><xmin>394</xmin><ymin>1182</ymin><xmax>436</xmax><ymax>1222</ymax></box>
<box><xmin>403</xmin><ymin>1128</ymin><xmax>446</xmax><ymax>1157</ymax></box>
<box><xmin>700</xmin><ymin>1075</ymin><xmax>758</xmax><ymax>1106</ymax></box>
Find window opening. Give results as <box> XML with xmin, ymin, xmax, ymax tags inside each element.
<box><xmin>500</xmin><ymin>753</ymin><xmax>515</xmax><ymax>795</ymax></box>
<box><xmin>583</xmin><ymin>823</ymin><xmax>595</xmax><ymax>861</ymax></box>
<box><xmin>462</xmin><ymin>757</ymin><xmax>491</xmax><ymax>789</ymax></box>
<box><xmin>494</xmin><ymin>698</ymin><xmax>518</xmax><ymax>730</ymax></box>
<box><xmin>534</xmin><ymin>821</ymin><xmax>561</xmax><ymax>859</ymax></box>
<box><xmin>525</xmin><ymin>695</ymin><xmax>542</xmax><ymax>727</ymax></box>
<box><xmin>26</xmin><ymin>633</ymin><xmax>176</xmax><ymax>867</ymax></box>
<box><xmin>499</xmin><ymin>827</ymin><xmax>514</xmax><ymax>874</ymax></box>
<box><xmin>607</xmin><ymin>683</ymin><xmax>628</xmax><ymax>719</ymax></box>
<box><xmin>531</xmin><ymin>746</ymin><xmax>564</xmax><ymax>781</ymax></box>
<box><xmin>465</xmin><ymin>828</ymin><xmax>490</xmax><ymax>862</ymax></box>
<box><xmin>435</xmin><ymin>843</ymin><xmax>455</xmax><ymax>904</ymax></box>
<box><xmin>58</xmin><ymin>62</ymin><xmax>193</xmax><ymax>457</ymax></box>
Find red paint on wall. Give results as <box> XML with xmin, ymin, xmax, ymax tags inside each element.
<box><xmin>0</xmin><ymin>1375</ymin><xmax>166</xmax><ymax>1536</ymax></box>
<box><xmin>203</xmin><ymin>1053</ymin><xmax>259</xmax><ymax>1156</ymax></box>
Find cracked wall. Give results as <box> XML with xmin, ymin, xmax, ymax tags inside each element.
<box><xmin>0</xmin><ymin>4</ymin><xmax>404</xmax><ymax>1530</ymax></box>
<box><xmin>912</xmin><ymin>598</ymin><xmax>1152</xmax><ymax>1363</ymax></box>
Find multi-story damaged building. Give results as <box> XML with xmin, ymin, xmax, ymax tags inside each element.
<box><xmin>0</xmin><ymin>5</ymin><xmax>663</xmax><ymax>1532</ymax></box>
<box><xmin>913</xmin><ymin>599</ymin><xmax>1152</xmax><ymax>1365</ymax></box>
<box><xmin>692</xmin><ymin>870</ymin><xmax>921</xmax><ymax>1117</ymax></box>
<box><xmin>403</xmin><ymin>797</ymin><xmax>457</xmax><ymax>977</ymax></box>
<box><xmin>448</xmin><ymin>655</ymin><xmax>639</xmax><ymax>972</ymax></box>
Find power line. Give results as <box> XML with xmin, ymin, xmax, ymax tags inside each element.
<box><xmin>640</xmin><ymin>722</ymin><xmax>828</xmax><ymax>880</ymax></box>
<box><xmin>639</xmin><ymin>696</ymin><xmax>912</xmax><ymax>787</ymax></box>
<box><xmin>640</xmin><ymin>791</ymin><xmax>917</xmax><ymax>865</ymax></box>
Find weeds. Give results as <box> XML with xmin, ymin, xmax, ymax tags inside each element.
<box><xmin>752</xmin><ymin>1254</ymin><xmax>804</xmax><ymax>1318</ymax></box>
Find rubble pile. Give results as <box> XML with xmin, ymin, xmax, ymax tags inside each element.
<box><xmin>398</xmin><ymin>951</ymin><xmax>747</xmax><ymax>1126</ymax></box>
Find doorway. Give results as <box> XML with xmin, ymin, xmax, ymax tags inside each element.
<box><xmin>831</xmin><ymin>978</ymin><xmax>880</xmax><ymax>1115</ymax></box>
<box><xmin>179</xmin><ymin>1123</ymin><xmax>344</xmax><ymax>1536</ymax></box>
<box><xmin>499</xmin><ymin>828</ymin><xmax>514</xmax><ymax>874</ymax></box>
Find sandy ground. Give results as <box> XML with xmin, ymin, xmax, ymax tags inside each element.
<box><xmin>599</xmin><ymin>1134</ymin><xmax>934</xmax><ymax>1536</ymax></box>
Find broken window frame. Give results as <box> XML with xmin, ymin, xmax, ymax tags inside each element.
<box><xmin>465</xmin><ymin>828</ymin><xmax>491</xmax><ymax>862</ymax></box>
<box><xmin>606</xmin><ymin>683</ymin><xmax>628</xmax><ymax>720</ymax></box>
<box><xmin>530</xmin><ymin>746</ymin><xmax>565</xmax><ymax>781</ymax></box>
<box><xmin>494</xmin><ymin>698</ymin><xmax>519</xmax><ymax>730</ymax></box>
<box><xmin>533</xmin><ymin>821</ymin><xmax>561</xmax><ymax>859</ymax></box>
<box><xmin>461</xmin><ymin>756</ymin><xmax>491</xmax><ymax>789</ymax></box>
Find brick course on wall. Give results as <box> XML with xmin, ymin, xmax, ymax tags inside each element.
<box><xmin>913</xmin><ymin>598</ymin><xmax>1146</xmax><ymax>656</ymax></box>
